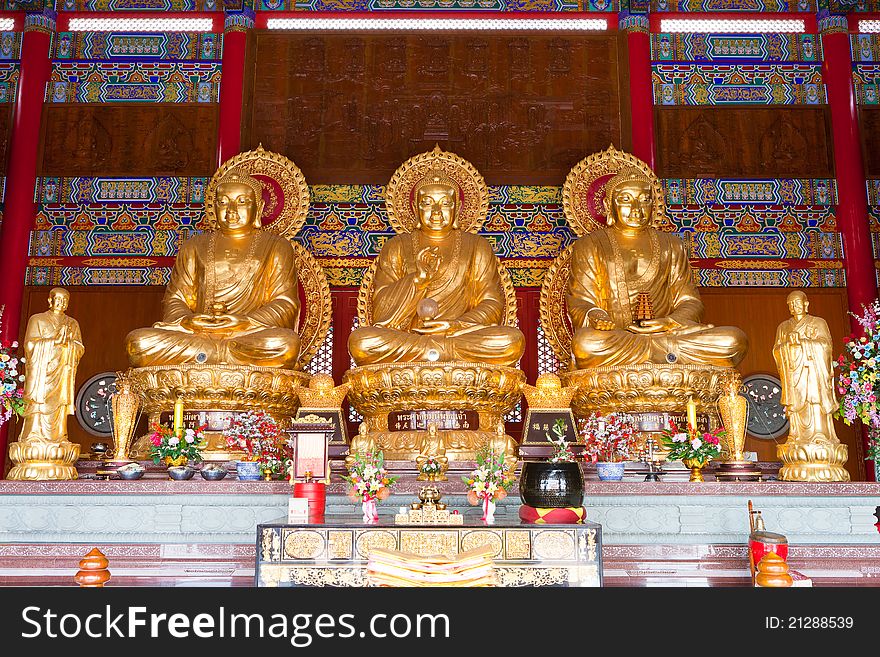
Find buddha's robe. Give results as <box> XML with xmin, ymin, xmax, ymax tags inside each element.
<box><xmin>126</xmin><ymin>231</ymin><xmax>300</xmax><ymax>368</ymax></box>
<box><xmin>772</xmin><ymin>313</ymin><xmax>838</xmax><ymax>442</ymax></box>
<box><xmin>567</xmin><ymin>227</ymin><xmax>747</xmax><ymax>369</ymax></box>
<box><xmin>19</xmin><ymin>310</ymin><xmax>83</xmax><ymax>443</ymax></box>
<box><xmin>349</xmin><ymin>231</ymin><xmax>524</xmax><ymax>366</ymax></box>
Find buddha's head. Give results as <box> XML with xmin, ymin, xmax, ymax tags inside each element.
<box><xmin>412</xmin><ymin>170</ymin><xmax>460</xmax><ymax>236</ymax></box>
<box><xmin>48</xmin><ymin>287</ymin><xmax>70</xmax><ymax>314</ymax></box>
<box><xmin>786</xmin><ymin>290</ymin><xmax>808</xmax><ymax>318</ymax></box>
<box><xmin>214</xmin><ymin>171</ymin><xmax>264</xmax><ymax>234</ymax></box>
<box><xmin>603</xmin><ymin>169</ymin><xmax>654</xmax><ymax>232</ymax></box>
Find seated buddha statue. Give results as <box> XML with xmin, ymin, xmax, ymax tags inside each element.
<box><xmin>348</xmin><ymin>171</ymin><xmax>525</xmax><ymax>366</ymax></box>
<box><xmin>126</xmin><ymin>170</ymin><xmax>301</xmax><ymax>368</ymax></box>
<box><xmin>567</xmin><ymin>168</ymin><xmax>747</xmax><ymax>369</ymax></box>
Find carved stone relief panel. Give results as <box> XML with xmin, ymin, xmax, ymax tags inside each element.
<box><xmin>655</xmin><ymin>106</ymin><xmax>833</xmax><ymax>179</ymax></box>
<box><xmin>246</xmin><ymin>33</ymin><xmax>623</xmax><ymax>185</ymax></box>
<box><xmin>39</xmin><ymin>104</ymin><xmax>219</xmax><ymax>176</ymax></box>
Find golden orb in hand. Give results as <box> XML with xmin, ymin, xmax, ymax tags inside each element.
<box><xmin>417</xmin><ymin>298</ymin><xmax>439</xmax><ymax>320</ymax></box>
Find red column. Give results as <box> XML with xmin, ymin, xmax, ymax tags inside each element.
<box><xmin>622</xmin><ymin>14</ymin><xmax>655</xmax><ymax>169</ymax></box>
<box><xmin>821</xmin><ymin>17</ymin><xmax>876</xmax><ymax>324</ymax></box>
<box><xmin>216</xmin><ymin>12</ymin><xmax>251</xmax><ymax>165</ymax></box>
<box><xmin>0</xmin><ymin>13</ymin><xmax>53</xmax><ymax>478</ymax></box>
<box><xmin>821</xmin><ymin>15</ymin><xmax>877</xmax><ymax>481</ymax></box>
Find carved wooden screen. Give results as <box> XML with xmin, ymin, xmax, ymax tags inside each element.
<box><xmin>244</xmin><ymin>32</ymin><xmax>624</xmax><ymax>185</ymax></box>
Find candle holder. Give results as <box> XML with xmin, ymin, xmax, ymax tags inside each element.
<box><xmin>638</xmin><ymin>437</ymin><xmax>665</xmax><ymax>482</ymax></box>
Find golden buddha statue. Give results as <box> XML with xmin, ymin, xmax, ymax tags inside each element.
<box><xmin>773</xmin><ymin>290</ymin><xmax>849</xmax><ymax>481</ymax></box>
<box><xmin>8</xmin><ymin>287</ymin><xmax>84</xmax><ymax>480</ymax></box>
<box><xmin>541</xmin><ymin>146</ymin><xmax>744</xmax><ymax>425</ymax></box>
<box><xmin>344</xmin><ymin>147</ymin><xmax>524</xmax><ymax>465</ymax></box>
<box><xmin>125</xmin><ymin>146</ymin><xmax>331</xmax><ymax>461</ymax></box>
<box><xmin>126</xmin><ymin>170</ymin><xmax>301</xmax><ymax>368</ymax></box>
<box><xmin>567</xmin><ymin>168</ymin><xmax>747</xmax><ymax>369</ymax></box>
<box><xmin>348</xmin><ymin>171</ymin><xmax>524</xmax><ymax>366</ymax></box>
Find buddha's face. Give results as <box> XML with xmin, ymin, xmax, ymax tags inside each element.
<box><xmin>608</xmin><ymin>179</ymin><xmax>653</xmax><ymax>231</ymax></box>
<box><xmin>48</xmin><ymin>289</ymin><xmax>69</xmax><ymax>313</ymax></box>
<box><xmin>787</xmin><ymin>293</ymin><xmax>807</xmax><ymax>317</ymax></box>
<box><xmin>215</xmin><ymin>181</ymin><xmax>258</xmax><ymax>233</ymax></box>
<box><xmin>415</xmin><ymin>183</ymin><xmax>457</xmax><ymax>235</ymax></box>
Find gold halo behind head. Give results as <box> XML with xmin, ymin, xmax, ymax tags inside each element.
<box><xmin>205</xmin><ymin>145</ymin><xmax>310</xmax><ymax>239</ymax></box>
<box><xmin>562</xmin><ymin>144</ymin><xmax>667</xmax><ymax>236</ymax></box>
<box><xmin>386</xmin><ymin>145</ymin><xmax>489</xmax><ymax>234</ymax></box>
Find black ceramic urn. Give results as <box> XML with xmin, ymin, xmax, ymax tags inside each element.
<box><xmin>519</xmin><ymin>461</ymin><xmax>584</xmax><ymax>508</ymax></box>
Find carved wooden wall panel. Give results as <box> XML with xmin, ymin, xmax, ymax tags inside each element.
<box><xmin>244</xmin><ymin>33</ymin><xmax>623</xmax><ymax>185</ymax></box>
<box><xmin>39</xmin><ymin>104</ymin><xmax>218</xmax><ymax>176</ymax></box>
<box><xmin>0</xmin><ymin>106</ymin><xmax>10</xmax><ymax>175</ymax></box>
<box><xmin>860</xmin><ymin>107</ymin><xmax>880</xmax><ymax>178</ymax></box>
<box><xmin>655</xmin><ymin>107</ymin><xmax>833</xmax><ymax>179</ymax></box>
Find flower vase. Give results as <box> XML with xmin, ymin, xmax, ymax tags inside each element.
<box><xmin>236</xmin><ymin>460</ymin><xmax>262</xmax><ymax>481</ymax></box>
<box><xmin>362</xmin><ymin>496</ymin><xmax>378</xmax><ymax>523</ymax></box>
<box><xmin>164</xmin><ymin>455</ymin><xmax>187</xmax><ymax>467</ymax></box>
<box><xmin>481</xmin><ymin>495</ymin><xmax>496</xmax><ymax>524</ymax></box>
<box><xmin>682</xmin><ymin>457</ymin><xmax>708</xmax><ymax>483</ymax></box>
<box><xmin>596</xmin><ymin>461</ymin><xmax>625</xmax><ymax>482</ymax></box>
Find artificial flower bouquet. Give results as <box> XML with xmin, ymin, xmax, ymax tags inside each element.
<box><xmin>0</xmin><ymin>338</ymin><xmax>25</xmax><ymax>427</ymax></box>
<box><xmin>222</xmin><ymin>410</ymin><xmax>284</xmax><ymax>463</ymax></box>
<box><xmin>547</xmin><ymin>418</ymin><xmax>576</xmax><ymax>463</ymax></box>
<box><xmin>659</xmin><ymin>419</ymin><xmax>723</xmax><ymax>463</ymax></box>
<box><xmin>835</xmin><ymin>299</ymin><xmax>880</xmax><ymax>463</ymax></box>
<box><xmin>579</xmin><ymin>412</ymin><xmax>638</xmax><ymax>462</ymax></box>
<box><xmin>418</xmin><ymin>455</ymin><xmax>445</xmax><ymax>478</ymax></box>
<box><xmin>463</xmin><ymin>447</ymin><xmax>516</xmax><ymax>521</ymax></box>
<box><xmin>149</xmin><ymin>422</ymin><xmax>206</xmax><ymax>465</ymax></box>
<box><xmin>344</xmin><ymin>449</ymin><xmax>398</xmax><ymax>522</ymax></box>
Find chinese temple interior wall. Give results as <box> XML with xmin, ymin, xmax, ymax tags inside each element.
<box><xmin>1</xmin><ymin>4</ymin><xmax>875</xmax><ymax>478</ymax></box>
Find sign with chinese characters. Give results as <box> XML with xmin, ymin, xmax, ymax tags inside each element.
<box><xmin>522</xmin><ymin>411</ymin><xmax>578</xmax><ymax>444</ymax></box>
<box><xmin>388</xmin><ymin>409</ymin><xmax>479</xmax><ymax>432</ymax></box>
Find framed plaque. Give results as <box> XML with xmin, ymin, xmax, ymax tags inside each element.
<box><xmin>287</xmin><ymin>420</ymin><xmax>333</xmax><ymax>483</ymax></box>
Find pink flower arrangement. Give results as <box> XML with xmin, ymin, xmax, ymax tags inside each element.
<box><xmin>659</xmin><ymin>419</ymin><xmax>723</xmax><ymax>462</ymax></box>
<box><xmin>0</xmin><ymin>339</ymin><xmax>25</xmax><ymax>427</ymax></box>
<box><xmin>148</xmin><ymin>422</ymin><xmax>206</xmax><ymax>465</ymax></box>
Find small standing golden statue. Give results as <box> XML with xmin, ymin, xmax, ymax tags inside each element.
<box><xmin>416</xmin><ymin>423</ymin><xmax>448</xmax><ymax>481</ymax></box>
<box><xmin>773</xmin><ymin>290</ymin><xmax>849</xmax><ymax>481</ymax></box>
<box><xmin>8</xmin><ymin>288</ymin><xmax>84</xmax><ymax>480</ymax></box>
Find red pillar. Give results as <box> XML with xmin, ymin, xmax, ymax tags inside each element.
<box><xmin>622</xmin><ymin>14</ymin><xmax>655</xmax><ymax>169</ymax></box>
<box><xmin>216</xmin><ymin>12</ymin><xmax>251</xmax><ymax>165</ymax></box>
<box><xmin>821</xmin><ymin>16</ymin><xmax>876</xmax><ymax>324</ymax></box>
<box><xmin>0</xmin><ymin>13</ymin><xmax>53</xmax><ymax>478</ymax></box>
<box><xmin>821</xmin><ymin>15</ymin><xmax>877</xmax><ymax>480</ymax></box>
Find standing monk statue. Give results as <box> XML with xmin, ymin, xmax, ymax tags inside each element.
<box><xmin>8</xmin><ymin>287</ymin><xmax>84</xmax><ymax>480</ymax></box>
<box><xmin>772</xmin><ymin>291</ymin><xmax>838</xmax><ymax>443</ymax></box>
<box><xmin>348</xmin><ymin>170</ymin><xmax>524</xmax><ymax>366</ymax></box>
<box><xmin>567</xmin><ymin>168</ymin><xmax>747</xmax><ymax>369</ymax></box>
<box><xmin>126</xmin><ymin>170</ymin><xmax>301</xmax><ymax>368</ymax></box>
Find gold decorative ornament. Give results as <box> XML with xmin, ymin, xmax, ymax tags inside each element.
<box><xmin>8</xmin><ymin>287</ymin><xmax>83</xmax><ymax>481</ymax></box>
<box><xmin>295</xmin><ymin>373</ymin><xmax>350</xmax><ymax>409</ymax></box>
<box><xmin>521</xmin><ymin>373</ymin><xmax>578</xmax><ymax>410</ymax></box>
<box><xmin>127</xmin><ymin>364</ymin><xmax>308</xmax><ymax>460</ymax></box>
<box><xmin>682</xmin><ymin>457</ymin><xmax>709</xmax><ymax>483</ymax></box>
<box><xmin>343</xmin><ymin>362</ymin><xmax>524</xmax><ymax>463</ymax></box>
<box><xmin>773</xmin><ymin>290</ymin><xmax>849</xmax><ymax>482</ymax></box>
<box><xmin>715</xmin><ymin>371</ymin><xmax>762</xmax><ymax>481</ymax></box>
<box><xmin>384</xmin><ymin>144</ymin><xmax>489</xmax><ymax>234</ymax></box>
<box><xmin>107</xmin><ymin>371</ymin><xmax>141</xmax><ymax>464</ymax></box>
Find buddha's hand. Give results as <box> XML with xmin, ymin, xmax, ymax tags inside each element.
<box><xmin>788</xmin><ymin>331</ymin><xmax>801</xmax><ymax>345</ymax></box>
<box><xmin>588</xmin><ymin>310</ymin><xmax>615</xmax><ymax>331</ymax></box>
<box><xmin>184</xmin><ymin>313</ymin><xmax>251</xmax><ymax>333</ymax></box>
<box><xmin>628</xmin><ymin>316</ymin><xmax>681</xmax><ymax>334</ymax></box>
<box><xmin>412</xmin><ymin>319</ymin><xmax>456</xmax><ymax>335</ymax></box>
<box><xmin>414</xmin><ymin>246</ymin><xmax>441</xmax><ymax>287</ymax></box>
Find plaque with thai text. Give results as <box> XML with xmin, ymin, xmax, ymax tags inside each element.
<box><xmin>246</xmin><ymin>33</ymin><xmax>622</xmax><ymax>185</ymax></box>
<box><xmin>159</xmin><ymin>410</ymin><xmax>235</xmax><ymax>432</ymax></box>
<box><xmin>388</xmin><ymin>409</ymin><xmax>479</xmax><ymax>431</ymax></box>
